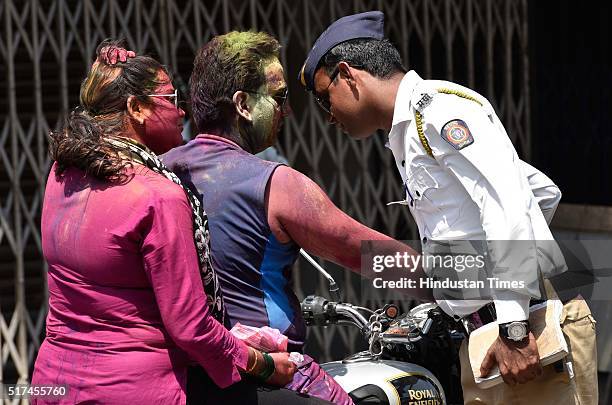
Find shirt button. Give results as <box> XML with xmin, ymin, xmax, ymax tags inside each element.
<box><xmin>410</xmin><ymin>201</ymin><xmax>414</xmax><ymax>207</ymax></box>
<box><xmin>422</xmin><ymin>237</ymin><xmax>428</xmax><ymax>243</ymax></box>
<box><xmin>401</xmin><ymin>160</ymin><xmax>405</xmax><ymax>167</ymax></box>
<box><xmin>415</xmin><ymin>190</ymin><xmax>421</xmax><ymax>197</ymax></box>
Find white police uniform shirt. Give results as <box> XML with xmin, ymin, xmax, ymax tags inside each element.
<box><xmin>522</xmin><ymin>161</ymin><xmax>561</xmax><ymax>224</ymax></box>
<box><xmin>387</xmin><ymin>70</ymin><xmax>561</xmax><ymax>323</ymax></box>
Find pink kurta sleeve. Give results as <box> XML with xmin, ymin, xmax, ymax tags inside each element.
<box><xmin>140</xmin><ymin>179</ymin><xmax>249</xmax><ymax>388</ymax></box>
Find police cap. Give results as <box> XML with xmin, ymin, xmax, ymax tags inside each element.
<box><xmin>299</xmin><ymin>11</ymin><xmax>384</xmax><ymax>92</ymax></box>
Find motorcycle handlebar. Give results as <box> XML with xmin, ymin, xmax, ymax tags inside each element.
<box><xmin>301</xmin><ymin>295</ymin><xmax>370</xmax><ymax>335</ymax></box>
<box><xmin>334</xmin><ymin>303</ymin><xmax>370</xmax><ymax>334</ymax></box>
<box><xmin>302</xmin><ymin>296</ymin><xmax>450</xmax><ymax>344</ymax></box>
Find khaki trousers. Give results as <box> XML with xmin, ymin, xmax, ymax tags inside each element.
<box><xmin>460</xmin><ymin>297</ymin><xmax>598</xmax><ymax>405</ymax></box>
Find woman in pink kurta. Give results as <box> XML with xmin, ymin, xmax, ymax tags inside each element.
<box><xmin>31</xmin><ymin>41</ymin><xmax>295</xmax><ymax>404</ymax></box>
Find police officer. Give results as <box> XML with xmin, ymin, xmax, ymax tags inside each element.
<box><xmin>300</xmin><ymin>11</ymin><xmax>597</xmax><ymax>405</ymax></box>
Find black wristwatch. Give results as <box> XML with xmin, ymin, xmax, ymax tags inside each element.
<box><xmin>499</xmin><ymin>320</ymin><xmax>530</xmax><ymax>342</ymax></box>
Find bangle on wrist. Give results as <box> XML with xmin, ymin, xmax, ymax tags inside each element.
<box><xmin>246</xmin><ymin>347</ymin><xmax>259</xmax><ymax>374</ymax></box>
<box><xmin>256</xmin><ymin>352</ymin><xmax>275</xmax><ymax>381</ymax></box>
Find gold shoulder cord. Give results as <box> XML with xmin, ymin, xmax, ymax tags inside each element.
<box><xmin>415</xmin><ymin>88</ymin><xmax>483</xmax><ymax>158</ymax></box>
<box><xmin>414</xmin><ymin>110</ymin><xmax>433</xmax><ymax>158</ymax></box>
<box><xmin>437</xmin><ymin>88</ymin><xmax>483</xmax><ymax>107</ymax></box>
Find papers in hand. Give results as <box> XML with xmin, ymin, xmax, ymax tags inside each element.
<box><xmin>468</xmin><ymin>299</ymin><xmax>568</xmax><ymax>388</ymax></box>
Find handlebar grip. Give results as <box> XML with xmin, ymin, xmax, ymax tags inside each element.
<box><xmin>420</xmin><ymin>318</ymin><xmax>434</xmax><ymax>335</ymax></box>
<box><xmin>301</xmin><ymin>295</ymin><xmax>336</xmax><ymax>326</ymax></box>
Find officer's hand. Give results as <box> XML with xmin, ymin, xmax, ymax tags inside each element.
<box><xmin>266</xmin><ymin>352</ymin><xmax>297</xmax><ymax>386</ymax></box>
<box><xmin>480</xmin><ymin>332</ymin><xmax>542</xmax><ymax>385</ymax></box>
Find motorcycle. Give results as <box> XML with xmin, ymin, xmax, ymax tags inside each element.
<box><xmin>299</xmin><ymin>250</ymin><xmax>465</xmax><ymax>405</ymax></box>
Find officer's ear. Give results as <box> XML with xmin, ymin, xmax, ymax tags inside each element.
<box><xmin>338</xmin><ymin>61</ymin><xmax>356</xmax><ymax>87</ymax></box>
<box><xmin>233</xmin><ymin>91</ymin><xmax>252</xmax><ymax>122</ymax></box>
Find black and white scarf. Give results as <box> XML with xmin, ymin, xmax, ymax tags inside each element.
<box><xmin>108</xmin><ymin>136</ymin><xmax>225</xmax><ymax>322</ymax></box>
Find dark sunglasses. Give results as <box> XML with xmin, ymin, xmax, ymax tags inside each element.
<box><xmin>244</xmin><ymin>87</ymin><xmax>289</xmax><ymax>110</ymax></box>
<box><xmin>313</xmin><ymin>64</ymin><xmax>363</xmax><ymax>114</ymax></box>
<box><xmin>314</xmin><ymin>66</ymin><xmax>340</xmax><ymax>114</ymax></box>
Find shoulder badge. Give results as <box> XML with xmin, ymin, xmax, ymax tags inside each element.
<box><xmin>416</xmin><ymin>93</ymin><xmax>433</xmax><ymax>112</ymax></box>
<box><xmin>441</xmin><ymin>119</ymin><xmax>474</xmax><ymax>150</ymax></box>
<box><xmin>415</xmin><ymin>92</ymin><xmax>434</xmax><ymax>113</ymax></box>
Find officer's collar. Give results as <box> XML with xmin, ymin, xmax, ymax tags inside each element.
<box><xmin>391</xmin><ymin>70</ymin><xmax>423</xmax><ymax>127</ymax></box>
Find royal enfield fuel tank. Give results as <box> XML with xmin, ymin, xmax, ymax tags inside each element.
<box><xmin>322</xmin><ymin>354</ymin><xmax>446</xmax><ymax>405</ymax></box>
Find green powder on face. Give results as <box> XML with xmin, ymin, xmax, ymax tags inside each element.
<box><xmin>218</xmin><ymin>31</ymin><xmax>280</xmax><ymax>84</ymax></box>
<box><xmin>213</xmin><ymin>31</ymin><xmax>284</xmax><ymax>152</ymax></box>
<box><xmin>251</xmin><ymin>95</ymin><xmax>276</xmax><ymax>143</ymax></box>
<box><xmin>240</xmin><ymin>58</ymin><xmax>286</xmax><ymax>153</ymax></box>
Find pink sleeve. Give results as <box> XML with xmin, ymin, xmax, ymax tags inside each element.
<box><xmin>141</xmin><ymin>182</ymin><xmax>248</xmax><ymax>388</ymax></box>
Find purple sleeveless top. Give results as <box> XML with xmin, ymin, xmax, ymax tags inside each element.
<box><xmin>162</xmin><ymin>135</ymin><xmax>305</xmax><ymax>350</ymax></box>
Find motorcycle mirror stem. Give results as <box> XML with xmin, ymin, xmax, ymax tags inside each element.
<box><xmin>299</xmin><ymin>249</ymin><xmax>341</xmax><ymax>302</ymax></box>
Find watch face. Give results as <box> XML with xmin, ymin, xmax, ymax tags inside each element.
<box><xmin>508</xmin><ymin>323</ymin><xmax>527</xmax><ymax>340</ymax></box>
